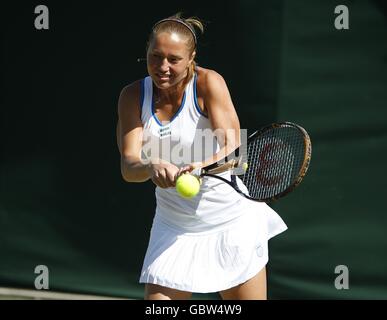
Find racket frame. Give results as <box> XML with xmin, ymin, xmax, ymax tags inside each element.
<box><xmin>194</xmin><ymin>122</ymin><xmax>312</xmax><ymax>202</ymax></box>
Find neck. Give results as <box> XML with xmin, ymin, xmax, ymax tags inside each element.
<box><xmin>154</xmin><ymin>76</ymin><xmax>189</xmax><ymax>104</ymax></box>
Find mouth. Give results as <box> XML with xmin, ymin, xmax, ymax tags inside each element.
<box><xmin>156</xmin><ymin>73</ymin><xmax>171</xmax><ymax>81</ymax></box>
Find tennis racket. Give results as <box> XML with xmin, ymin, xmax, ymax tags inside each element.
<box><xmin>190</xmin><ymin>122</ymin><xmax>312</xmax><ymax>202</ymax></box>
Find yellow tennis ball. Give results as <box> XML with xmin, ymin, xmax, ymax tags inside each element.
<box><xmin>176</xmin><ymin>174</ymin><xmax>200</xmax><ymax>199</ymax></box>
<box><xmin>242</xmin><ymin>162</ymin><xmax>249</xmax><ymax>171</ymax></box>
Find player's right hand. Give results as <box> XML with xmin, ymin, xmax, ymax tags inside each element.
<box><xmin>146</xmin><ymin>159</ymin><xmax>180</xmax><ymax>188</ymax></box>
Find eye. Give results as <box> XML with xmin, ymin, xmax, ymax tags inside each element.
<box><xmin>169</xmin><ymin>57</ymin><xmax>181</xmax><ymax>64</ymax></box>
<box><xmin>151</xmin><ymin>53</ymin><xmax>162</xmax><ymax>59</ymax></box>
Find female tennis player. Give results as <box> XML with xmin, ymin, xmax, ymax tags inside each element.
<box><xmin>116</xmin><ymin>13</ymin><xmax>287</xmax><ymax>300</ymax></box>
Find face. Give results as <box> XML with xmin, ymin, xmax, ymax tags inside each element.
<box><xmin>147</xmin><ymin>32</ymin><xmax>195</xmax><ymax>90</ymax></box>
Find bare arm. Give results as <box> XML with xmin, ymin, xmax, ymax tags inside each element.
<box><xmin>191</xmin><ymin>70</ymin><xmax>241</xmax><ymax>171</ymax></box>
<box><xmin>177</xmin><ymin>70</ymin><xmax>240</xmax><ymax>177</ymax></box>
<box><xmin>117</xmin><ymin>82</ymin><xmax>180</xmax><ymax>187</ymax></box>
<box><xmin>117</xmin><ymin>82</ymin><xmax>150</xmax><ymax>182</ymax></box>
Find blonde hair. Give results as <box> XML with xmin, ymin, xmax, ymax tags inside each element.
<box><xmin>148</xmin><ymin>13</ymin><xmax>204</xmax><ymax>81</ymax></box>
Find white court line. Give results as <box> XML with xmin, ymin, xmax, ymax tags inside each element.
<box><xmin>0</xmin><ymin>287</ymin><xmax>130</xmax><ymax>300</ymax></box>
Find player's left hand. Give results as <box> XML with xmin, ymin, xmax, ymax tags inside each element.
<box><xmin>175</xmin><ymin>162</ymin><xmax>202</xmax><ymax>179</ymax></box>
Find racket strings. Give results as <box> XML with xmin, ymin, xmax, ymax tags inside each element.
<box><xmin>241</xmin><ymin>125</ymin><xmax>306</xmax><ymax>200</ymax></box>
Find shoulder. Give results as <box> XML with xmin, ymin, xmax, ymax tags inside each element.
<box><xmin>195</xmin><ymin>67</ymin><xmax>229</xmax><ymax>97</ymax></box>
<box><xmin>197</xmin><ymin>67</ymin><xmax>229</xmax><ymax>100</ymax></box>
<box><xmin>119</xmin><ymin>79</ymin><xmax>143</xmax><ymax>104</ymax></box>
<box><xmin>118</xmin><ymin>79</ymin><xmax>143</xmax><ymax>117</ymax></box>
<box><xmin>196</xmin><ymin>67</ymin><xmax>226</xmax><ymax>88</ymax></box>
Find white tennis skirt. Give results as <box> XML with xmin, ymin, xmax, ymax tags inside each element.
<box><xmin>139</xmin><ymin>201</ymin><xmax>287</xmax><ymax>293</ymax></box>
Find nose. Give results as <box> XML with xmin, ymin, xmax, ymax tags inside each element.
<box><xmin>159</xmin><ymin>58</ymin><xmax>169</xmax><ymax>72</ymax></box>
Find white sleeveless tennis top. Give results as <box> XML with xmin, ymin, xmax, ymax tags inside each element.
<box><xmin>140</xmin><ymin>74</ymin><xmax>251</xmax><ymax>232</ymax></box>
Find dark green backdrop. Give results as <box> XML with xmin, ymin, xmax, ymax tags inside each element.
<box><xmin>1</xmin><ymin>0</ymin><xmax>386</xmax><ymax>299</ymax></box>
